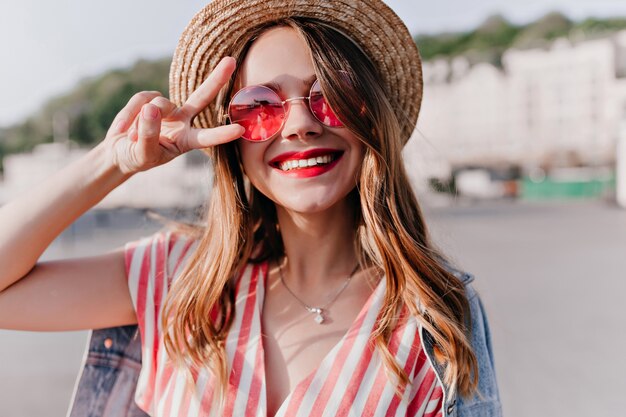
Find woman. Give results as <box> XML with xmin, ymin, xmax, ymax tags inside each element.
<box><xmin>0</xmin><ymin>1</ymin><xmax>502</xmax><ymax>416</ymax></box>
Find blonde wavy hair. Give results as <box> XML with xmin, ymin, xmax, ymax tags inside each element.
<box><xmin>159</xmin><ymin>17</ymin><xmax>479</xmax><ymax>411</ymax></box>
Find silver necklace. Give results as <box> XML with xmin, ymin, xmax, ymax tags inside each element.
<box><xmin>277</xmin><ymin>259</ymin><xmax>359</xmax><ymax>324</ymax></box>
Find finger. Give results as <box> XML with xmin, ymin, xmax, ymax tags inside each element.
<box><xmin>136</xmin><ymin>103</ymin><xmax>163</xmax><ymax>158</ymax></box>
<box><xmin>109</xmin><ymin>91</ymin><xmax>163</xmax><ymax>135</ymax></box>
<box><xmin>128</xmin><ymin>97</ymin><xmax>179</xmax><ymax>141</ymax></box>
<box><xmin>128</xmin><ymin>117</ymin><xmax>140</xmax><ymax>142</ymax></box>
<box><xmin>179</xmin><ymin>57</ymin><xmax>236</xmax><ymax>121</ymax></box>
<box><xmin>149</xmin><ymin>96</ymin><xmax>179</xmax><ymax>119</ymax></box>
<box><xmin>187</xmin><ymin>124</ymin><xmax>245</xmax><ymax>149</ymax></box>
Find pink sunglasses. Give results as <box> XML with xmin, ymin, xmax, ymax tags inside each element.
<box><xmin>225</xmin><ymin>75</ymin><xmax>348</xmax><ymax>142</ymax></box>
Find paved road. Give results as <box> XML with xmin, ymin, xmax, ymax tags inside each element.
<box><xmin>424</xmin><ymin>198</ymin><xmax>626</xmax><ymax>417</ymax></box>
<box><xmin>0</xmin><ymin>201</ymin><xmax>623</xmax><ymax>417</ymax></box>
<box><xmin>0</xmin><ymin>208</ymin><xmax>165</xmax><ymax>417</ymax></box>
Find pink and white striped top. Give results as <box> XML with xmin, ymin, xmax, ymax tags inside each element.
<box><xmin>125</xmin><ymin>231</ymin><xmax>444</xmax><ymax>417</ymax></box>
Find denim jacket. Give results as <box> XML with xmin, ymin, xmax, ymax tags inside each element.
<box><xmin>67</xmin><ymin>266</ymin><xmax>502</xmax><ymax>417</ymax></box>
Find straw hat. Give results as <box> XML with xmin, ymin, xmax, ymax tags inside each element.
<box><xmin>169</xmin><ymin>0</ymin><xmax>422</xmax><ymax>145</ymax></box>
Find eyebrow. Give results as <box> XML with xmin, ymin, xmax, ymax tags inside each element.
<box><xmin>260</xmin><ymin>75</ymin><xmax>318</xmax><ymax>92</ymax></box>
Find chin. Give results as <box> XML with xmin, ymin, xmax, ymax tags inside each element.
<box><xmin>272</xmin><ymin>186</ymin><xmax>357</xmax><ymax>215</ymax></box>
<box><xmin>275</xmin><ymin>196</ymin><xmax>337</xmax><ymax>214</ymax></box>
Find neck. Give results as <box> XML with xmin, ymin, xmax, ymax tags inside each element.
<box><xmin>275</xmin><ymin>195</ymin><xmax>359</xmax><ymax>289</ymax></box>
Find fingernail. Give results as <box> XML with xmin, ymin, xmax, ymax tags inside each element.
<box><xmin>143</xmin><ymin>105</ymin><xmax>159</xmax><ymax>120</ymax></box>
<box><xmin>219</xmin><ymin>56</ymin><xmax>234</xmax><ymax>68</ymax></box>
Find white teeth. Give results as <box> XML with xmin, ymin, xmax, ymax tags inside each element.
<box><xmin>278</xmin><ymin>154</ymin><xmax>336</xmax><ymax>171</ymax></box>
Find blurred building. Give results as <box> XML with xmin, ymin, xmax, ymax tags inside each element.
<box><xmin>405</xmin><ymin>29</ymin><xmax>626</xmax><ymax>190</ymax></box>
<box><xmin>0</xmin><ymin>142</ymin><xmax>211</xmax><ymax>208</ymax></box>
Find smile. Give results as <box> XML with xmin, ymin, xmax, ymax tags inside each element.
<box><xmin>269</xmin><ymin>148</ymin><xmax>344</xmax><ymax>178</ymax></box>
<box><xmin>278</xmin><ymin>154</ymin><xmax>337</xmax><ymax>171</ymax></box>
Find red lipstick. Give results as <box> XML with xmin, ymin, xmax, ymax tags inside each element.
<box><xmin>269</xmin><ymin>148</ymin><xmax>344</xmax><ymax>178</ymax></box>
<box><xmin>269</xmin><ymin>148</ymin><xmax>343</xmax><ymax>166</ymax></box>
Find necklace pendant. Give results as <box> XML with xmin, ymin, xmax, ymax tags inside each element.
<box><xmin>313</xmin><ymin>308</ymin><xmax>325</xmax><ymax>324</ymax></box>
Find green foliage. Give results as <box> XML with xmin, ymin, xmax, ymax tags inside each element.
<box><xmin>0</xmin><ymin>58</ymin><xmax>171</xmax><ymax>156</ymax></box>
<box><xmin>415</xmin><ymin>11</ymin><xmax>626</xmax><ymax>64</ymax></box>
<box><xmin>577</xmin><ymin>17</ymin><xmax>626</xmax><ymax>35</ymax></box>
<box><xmin>512</xmin><ymin>12</ymin><xmax>573</xmax><ymax>48</ymax></box>
<box><xmin>415</xmin><ymin>14</ymin><xmax>523</xmax><ymax>62</ymax></box>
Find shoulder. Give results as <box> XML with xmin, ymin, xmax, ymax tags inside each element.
<box><xmin>437</xmin><ymin>259</ymin><xmax>503</xmax><ymax>416</ymax></box>
<box><xmin>124</xmin><ymin>230</ymin><xmax>199</xmax><ymax>287</ymax></box>
<box><xmin>439</xmin><ymin>258</ymin><xmax>475</xmax><ymax>287</ymax></box>
<box><xmin>124</xmin><ymin>230</ymin><xmax>197</xmax><ymax>257</ymax></box>
<box><xmin>438</xmin><ymin>258</ymin><xmax>485</xmax><ymax>307</ymax></box>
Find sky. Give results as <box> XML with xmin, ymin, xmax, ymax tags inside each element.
<box><xmin>1</xmin><ymin>0</ymin><xmax>625</xmax><ymax>127</ymax></box>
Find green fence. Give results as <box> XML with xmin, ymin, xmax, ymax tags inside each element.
<box><xmin>521</xmin><ymin>175</ymin><xmax>616</xmax><ymax>200</ymax></box>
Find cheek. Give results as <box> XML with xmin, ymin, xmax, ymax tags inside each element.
<box><xmin>346</xmin><ymin>136</ymin><xmax>366</xmax><ymax>167</ymax></box>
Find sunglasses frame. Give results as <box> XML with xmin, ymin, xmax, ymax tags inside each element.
<box><xmin>224</xmin><ymin>77</ymin><xmax>345</xmax><ymax>142</ymax></box>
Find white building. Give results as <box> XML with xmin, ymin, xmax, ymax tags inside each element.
<box><xmin>404</xmin><ymin>30</ymin><xmax>626</xmax><ymax>189</ymax></box>
<box><xmin>0</xmin><ymin>142</ymin><xmax>211</xmax><ymax>208</ymax></box>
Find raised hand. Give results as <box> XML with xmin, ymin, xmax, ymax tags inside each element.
<box><xmin>104</xmin><ymin>57</ymin><xmax>244</xmax><ymax>175</ymax></box>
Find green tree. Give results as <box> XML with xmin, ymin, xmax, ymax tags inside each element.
<box><xmin>0</xmin><ymin>57</ymin><xmax>170</xmax><ymax>160</ymax></box>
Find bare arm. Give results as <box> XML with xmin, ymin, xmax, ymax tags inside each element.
<box><xmin>0</xmin><ymin>141</ymin><xmax>131</xmax><ymax>292</ymax></box>
<box><xmin>0</xmin><ymin>139</ymin><xmax>135</xmax><ymax>330</ymax></box>
<box><xmin>0</xmin><ymin>247</ymin><xmax>137</xmax><ymax>331</ymax></box>
<box><xmin>0</xmin><ymin>57</ymin><xmax>244</xmax><ymax>331</ymax></box>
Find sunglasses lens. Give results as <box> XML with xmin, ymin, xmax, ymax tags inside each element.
<box><xmin>309</xmin><ymin>79</ymin><xmax>343</xmax><ymax>127</ymax></box>
<box><xmin>229</xmin><ymin>86</ymin><xmax>284</xmax><ymax>141</ymax></box>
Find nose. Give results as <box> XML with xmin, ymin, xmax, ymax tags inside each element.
<box><xmin>280</xmin><ymin>98</ymin><xmax>323</xmax><ymax>141</ymax></box>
